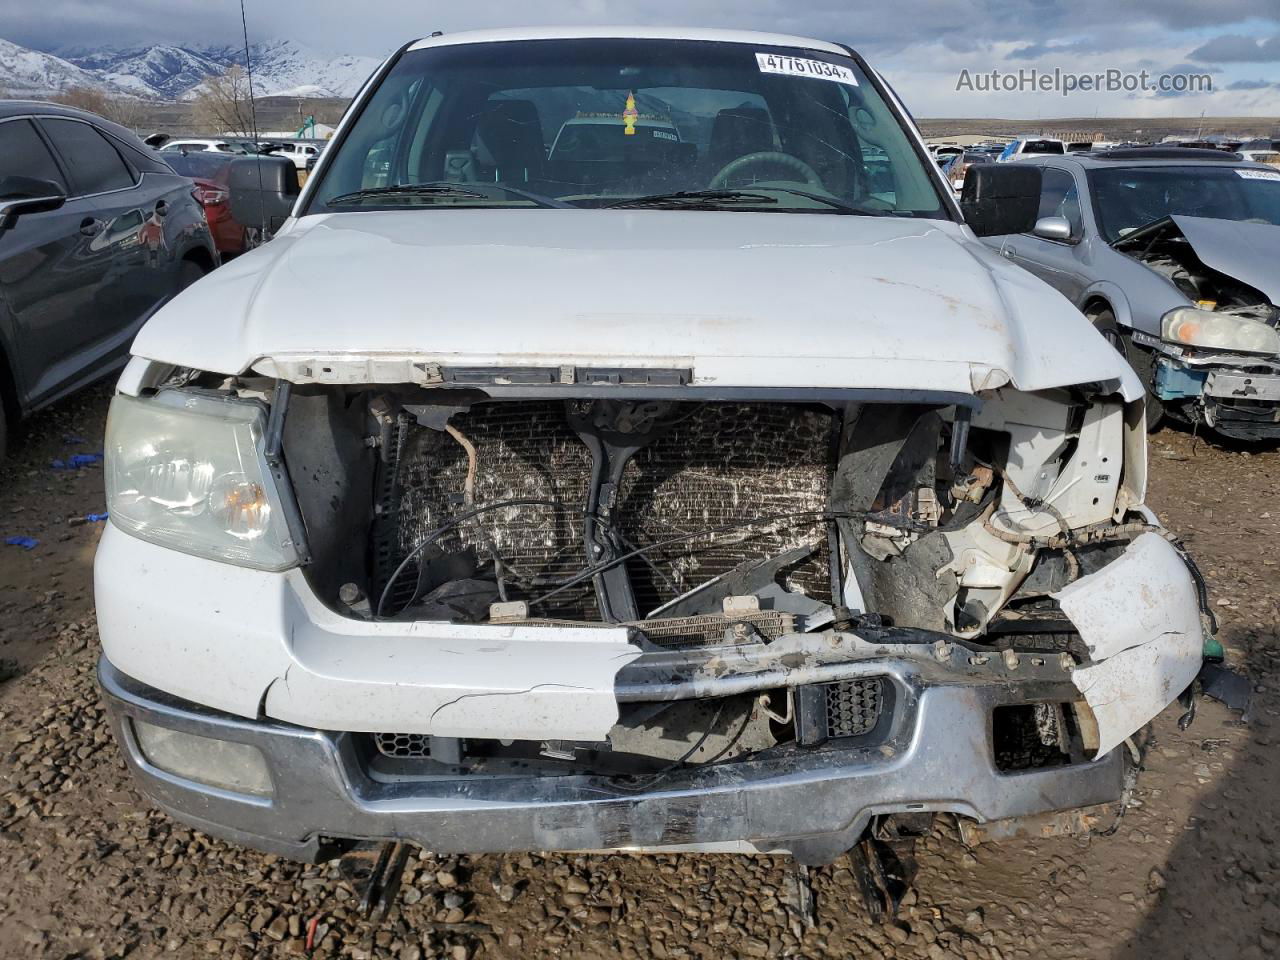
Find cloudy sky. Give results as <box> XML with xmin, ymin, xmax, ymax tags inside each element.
<box><xmin>6</xmin><ymin>0</ymin><xmax>1280</xmax><ymax>117</ymax></box>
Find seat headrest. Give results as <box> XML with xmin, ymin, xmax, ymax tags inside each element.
<box><xmin>474</xmin><ymin>100</ymin><xmax>545</xmax><ymax>180</ymax></box>
<box><xmin>707</xmin><ymin>106</ymin><xmax>775</xmax><ymax>170</ymax></box>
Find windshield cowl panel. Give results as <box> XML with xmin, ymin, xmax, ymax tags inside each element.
<box><xmin>307</xmin><ymin>37</ymin><xmax>947</xmax><ymax>219</ymax></box>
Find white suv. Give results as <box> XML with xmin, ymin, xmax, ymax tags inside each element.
<box><xmin>160</xmin><ymin>138</ymin><xmax>251</xmax><ymax>154</ymax></box>
<box><xmin>97</xmin><ymin>27</ymin><xmax>1208</xmax><ymax>873</ymax></box>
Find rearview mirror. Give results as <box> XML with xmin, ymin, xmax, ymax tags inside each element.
<box><xmin>959</xmin><ymin>165</ymin><xmax>1042</xmax><ymax>237</ymax></box>
<box><xmin>227</xmin><ymin>156</ymin><xmax>300</xmax><ymax>239</ymax></box>
<box><xmin>0</xmin><ymin>177</ymin><xmax>67</xmax><ymax>229</ymax></box>
<box><xmin>1032</xmin><ymin>216</ymin><xmax>1073</xmax><ymax>241</ymax></box>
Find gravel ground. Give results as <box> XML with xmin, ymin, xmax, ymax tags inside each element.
<box><xmin>1</xmin><ymin>387</ymin><xmax>1276</xmax><ymax>960</ymax></box>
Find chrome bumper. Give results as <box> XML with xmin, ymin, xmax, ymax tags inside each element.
<box><xmin>100</xmin><ymin>656</ymin><xmax>1125</xmax><ymax>865</ymax></box>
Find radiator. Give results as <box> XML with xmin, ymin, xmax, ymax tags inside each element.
<box><xmin>372</xmin><ymin>401</ymin><xmax>835</xmax><ymax>620</ymax></box>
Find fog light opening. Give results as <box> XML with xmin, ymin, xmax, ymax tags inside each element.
<box><xmin>132</xmin><ymin>719</ymin><xmax>273</xmax><ymax>797</ymax></box>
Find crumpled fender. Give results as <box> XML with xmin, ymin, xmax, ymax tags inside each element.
<box><xmin>1054</xmin><ymin>532</ymin><xmax>1204</xmax><ymax>757</ymax></box>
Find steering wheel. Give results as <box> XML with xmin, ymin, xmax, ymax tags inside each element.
<box><xmin>709</xmin><ymin>151</ymin><xmax>824</xmax><ymax>190</ymax></box>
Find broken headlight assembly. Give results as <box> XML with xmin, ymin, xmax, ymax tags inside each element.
<box><xmin>104</xmin><ymin>390</ymin><xmax>301</xmax><ymax>571</ymax></box>
<box><xmin>1161</xmin><ymin>306</ymin><xmax>1280</xmax><ymax>355</ymax></box>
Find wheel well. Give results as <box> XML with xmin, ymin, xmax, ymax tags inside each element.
<box><xmin>182</xmin><ymin>246</ymin><xmax>216</xmax><ymax>274</ymax></box>
<box><xmin>1081</xmin><ymin>296</ymin><xmax>1113</xmax><ymax>319</ymax></box>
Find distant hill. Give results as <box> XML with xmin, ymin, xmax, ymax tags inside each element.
<box><xmin>917</xmin><ymin>116</ymin><xmax>1279</xmax><ymax>142</ymax></box>
<box><xmin>0</xmin><ymin>36</ymin><xmax>379</xmax><ymax>100</ymax></box>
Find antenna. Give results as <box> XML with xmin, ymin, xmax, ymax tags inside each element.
<box><xmin>239</xmin><ymin>0</ymin><xmax>267</xmax><ymax>243</ymax></box>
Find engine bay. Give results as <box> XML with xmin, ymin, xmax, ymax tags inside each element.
<box><xmin>267</xmin><ymin>384</ymin><xmax>1177</xmax><ymax>646</ymax></box>
<box><xmin>1116</xmin><ymin>217</ymin><xmax>1278</xmax><ymax>324</ymax></box>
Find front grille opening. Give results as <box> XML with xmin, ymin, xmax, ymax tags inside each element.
<box><xmin>368</xmin><ymin>692</ymin><xmax>775</xmax><ymax>773</ymax></box>
<box><xmin>370</xmin><ymin>400</ymin><xmax>836</xmax><ymax>622</ymax></box>
<box><xmin>374</xmin><ymin>731</ymin><xmax>431</xmax><ymax>759</ymax></box>
<box><xmin>796</xmin><ymin>677</ymin><xmax>889</xmax><ymax>746</ymax></box>
<box><xmin>374</xmin><ymin>402</ymin><xmax>598</xmax><ymax>619</ymax></box>
<box><xmin>616</xmin><ymin>403</ymin><xmax>835</xmax><ymax>614</ymax></box>
<box><xmin>993</xmin><ymin>702</ymin><xmax>1082</xmax><ymax>772</ymax></box>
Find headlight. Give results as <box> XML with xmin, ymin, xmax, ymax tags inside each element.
<box><xmin>1162</xmin><ymin>307</ymin><xmax>1280</xmax><ymax>355</ymax></box>
<box><xmin>105</xmin><ymin>390</ymin><xmax>300</xmax><ymax>570</ymax></box>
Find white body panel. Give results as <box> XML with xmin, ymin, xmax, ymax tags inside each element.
<box><xmin>95</xmin><ymin>525</ymin><xmax>640</xmax><ymax>741</ymax></box>
<box><xmin>1056</xmin><ymin>533</ymin><xmax>1204</xmax><ymax>757</ymax></box>
<box><xmin>130</xmin><ymin>210</ymin><xmax>1142</xmax><ymax>401</ymax></box>
<box><xmin>405</xmin><ymin>26</ymin><xmax>850</xmax><ymax>55</ymax></box>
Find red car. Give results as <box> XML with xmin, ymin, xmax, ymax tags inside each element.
<box><xmin>160</xmin><ymin>150</ymin><xmax>247</xmax><ymax>257</ymax></box>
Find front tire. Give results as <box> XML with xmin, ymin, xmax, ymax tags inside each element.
<box><xmin>178</xmin><ymin>259</ymin><xmax>207</xmax><ymax>290</ymax></box>
<box><xmin>1089</xmin><ymin>308</ymin><xmax>1163</xmax><ymax>430</ymax></box>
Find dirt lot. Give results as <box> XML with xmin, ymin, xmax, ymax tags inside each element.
<box><xmin>1</xmin><ymin>385</ymin><xmax>1276</xmax><ymax>960</ymax></box>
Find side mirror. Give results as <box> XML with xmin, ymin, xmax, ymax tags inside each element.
<box><xmin>959</xmin><ymin>165</ymin><xmax>1042</xmax><ymax>237</ymax></box>
<box><xmin>227</xmin><ymin>156</ymin><xmax>300</xmax><ymax>238</ymax></box>
<box><xmin>1032</xmin><ymin>216</ymin><xmax>1073</xmax><ymax>241</ymax></box>
<box><xmin>0</xmin><ymin>177</ymin><xmax>67</xmax><ymax>229</ymax></box>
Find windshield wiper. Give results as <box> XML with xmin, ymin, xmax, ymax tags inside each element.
<box><xmin>326</xmin><ymin>184</ymin><xmax>488</xmax><ymax>205</ymax></box>
<box><xmin>606</xmin><ymin>189</ymin><xmax>779</xmax><ymax>209</ymax></box>
<box><xmin>606</xmin><ymin>187</ymin><xmax>896</xmax><ymax>216</ymax></box>
<box><xmin>755</xmin><ymin>186</ymin><xmax>900</xmax><ymax>217</ymax></box>
<box><xmin>327</xmin><ymin>182</ymin><xmax>572</xmax><ymax>209</ymax></box>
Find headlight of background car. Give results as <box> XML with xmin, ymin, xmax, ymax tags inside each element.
<box><xmin>1162</xmin><ymin>307</ymin><xmax>1280</xmax><ymax>355</ymax></box>
<box><xmin>105</xmin><ymin>390</ymin><xmax>299</xmax><ymax>570</ymax></box>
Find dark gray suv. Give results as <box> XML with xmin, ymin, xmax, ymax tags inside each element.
<box><xmin>0</xmin><ymin>102</ymin><xmax>218</xmax><ymax>456</ymax></box>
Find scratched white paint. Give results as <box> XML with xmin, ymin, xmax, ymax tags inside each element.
<box><xmin>96</xmin><ymin>525</ymin><xmax>640</xmax><ymax>741</ymax></box>
<box><xmin>1055</xmin><ymin>533</ymin><xmax>1204</xmax><ymax>757</ymax></box>
<box><xmin>263</xmin><ymin>629</ymin><xmax>639</xmax><ymax>741</ymax></box>
<box><xmin>130</xmin><ymin>208</ymin><xmax>1142</xmax><ymax>402</ymax></box>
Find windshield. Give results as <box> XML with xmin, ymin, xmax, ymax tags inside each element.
<box><xmin>1089</xmin><ymin>165</ymin><xmax>1280</xmax><ymax>243</ymax></box>
<box><xmin>308</xmin><ymin>38</ymin><xmax>947</xmax><ymax>217</ymax></box>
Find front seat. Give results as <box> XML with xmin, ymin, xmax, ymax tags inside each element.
<box><xmin>705</xmin><ymin>105</ymin><xmax>775</xmax><ymax>174</ymax></box>
<box><xmin>472</xmin><ymin>100</ymin><xmax>546</xmax><ymax>184</ymax></box>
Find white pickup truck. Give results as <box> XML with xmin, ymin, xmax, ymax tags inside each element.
<box><xmin>96</xmin><ymin>27</ymin><xmax>1209</xmax><ymax>872</ymax></box>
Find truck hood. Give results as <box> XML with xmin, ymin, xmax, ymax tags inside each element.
<box><xmin>133</xmin><ymin>210</ymin><xmax>1140</xmax><ymax>399</ymax></box>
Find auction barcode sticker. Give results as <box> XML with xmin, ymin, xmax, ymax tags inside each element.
<box><xmin>1237</xmin><ymin>168</ymin><xmax>1280</xmax><ymax>181</ymax></box>
<box><xmin>756</xmin><ymin>53</ymin><xmax>858</xmax><ymax>86</ymax></box>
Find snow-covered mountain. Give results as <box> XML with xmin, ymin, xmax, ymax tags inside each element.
<box><xmin>0</xmin><ymin>38</ymin><xmax>114</xmax><ymax>97</ymax></box>
<box><xmin>187</xmin><ymin>40</ymin><xmax>377</xmax><ymax>100</ymax></box>
<box><xmin>68</xmin><ymin>44</ymin><xmax>229</xmax><ymax>99</ymax></box>
<box><xmin>0</xmin><ymin>37</ymin><xmax>379</xmax><ymax>100</ymax></box>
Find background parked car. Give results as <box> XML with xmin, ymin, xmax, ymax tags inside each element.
<box><xmin>160</xmin><ymin>138</ymin><xmax>252</xmax><ymax>155</ymax></box>
<box><xmin>1238</xmin><ymin>138</ymin><xmax>1280</xmax><ymax>166</ymax></box>
<box><xmin>270</xmin><ymin>140</ymin><xmax>324</xmax><ymax>170</ymax></box>
<box><xmin>0</xmin><ymin>101</ymin><xmax>217</xmax><ymax>457</ymax></box>
<box><xmin>159</xmin><ymin>149</ymin><xmax>248</xmax><ymax>257</ymax></box>
<box><xmin>997</xmin><ymin>136</ymin><xmax>1065</xmax><ymax>162</ymax></box>
<box><xmin>973</xmin><ymin>147</ymin><xmax>1280</xmax><ymax>440</ymax></box>
<box><xmin>939</xmin><ymin>150</ymin><xmax>991</xmax><ymax>191</ymax></box>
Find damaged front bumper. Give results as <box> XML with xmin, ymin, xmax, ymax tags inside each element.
<box><xmin>97</xmin><ymin>523</ymin><xmax>1203</xmax><ymax>863</ymax></box>
<box><xmin>1150</xmin><ymin>349</ymin><xmax>1280</xmax><ymax>440</ymax></box>
<box><xmin>100</xmin><ymin>656</ymin><xmax>1124</xmax><ymax>865</ymax></box>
